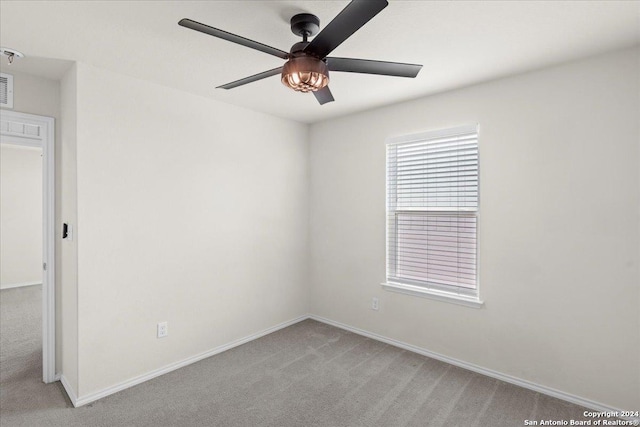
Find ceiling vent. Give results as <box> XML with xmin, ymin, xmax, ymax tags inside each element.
<box><xmin>0</xmin><ymin>73</ymin><xmax>14</xmax><ymax>109</ymax></box>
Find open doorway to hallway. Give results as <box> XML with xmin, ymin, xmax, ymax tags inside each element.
<box><xmin>1</xmin><ymin>142</ymin><xmax>43</xmax><ymax>290</ymax></box>
<box><xmin>0</xmin><ymin>110</ymin><xmax>56</xmax><ymax>383</ymax></box>
<box><xmin>0</xmin><ymin>142</ymin><xmax>45</xmax><ymax>400</ymax></box>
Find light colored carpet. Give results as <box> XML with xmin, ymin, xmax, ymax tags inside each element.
<box><xmin>1</xmin><ymin>286</ymin><xmax>596</xmax><ymax>427</ymax></box>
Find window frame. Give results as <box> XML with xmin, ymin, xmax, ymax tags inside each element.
<box><xmin>383</xmin><ymin>124</ymin><xmax>483</xmax><ymax>308</ymax></box>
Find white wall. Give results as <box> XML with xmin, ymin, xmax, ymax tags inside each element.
<box><xmin>60</xmin><ymin>64</ymin><xmax>79</xmax><ymax>392</ymax></box>
<box><xmin>72</xmin><ymin>63</ymin><xmax>309</xmax><ymax>397</ymax></box>
<box><xmin>309</xmin><ymin>47</ymin><xmax>639</xmax><ymax>411</ymax></box>
<box><xmin>0</xmin><ymin>144</ymin><xmax>42</xmax><ymax>286</ymax></box>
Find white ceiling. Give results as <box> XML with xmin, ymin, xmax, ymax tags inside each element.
<box><xmin>1</xmin><ymin>1</ymin><xmax>638</xmax><ymax>124</ymax></box>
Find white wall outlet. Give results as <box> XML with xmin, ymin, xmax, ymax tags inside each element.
<box><xmin>157</xmin><ymin>321</ymin><xmax>168</xmax><ymax>338</ymax></box>
<box><xmin>372</xmin><ymin>297</ymin><xmax>379</xmax><ymax>311</ymax></box>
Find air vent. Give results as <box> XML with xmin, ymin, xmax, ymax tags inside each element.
<box><xmin>0</xmin><ymin>73</ymin><xmax>14</xmax><ymax>108</ymax></box>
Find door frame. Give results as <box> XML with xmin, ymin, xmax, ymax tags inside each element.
<box><xmin>0</xmin><ymin>110</ymin><xmax>56</xmax><ymax>383</ymax></box>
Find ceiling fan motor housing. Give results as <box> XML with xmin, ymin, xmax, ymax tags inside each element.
<box><xmin>289</xmin><ymin>41</ymin><xmax>310</xmax><ymax>55</ymax></box>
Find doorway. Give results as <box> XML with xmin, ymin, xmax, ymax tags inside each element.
<box><xmin>0</xmin><ymin>110</ymin><xmax>55</xmax><ymax>383</ymax></box>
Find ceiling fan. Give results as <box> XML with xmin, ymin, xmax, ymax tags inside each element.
<box><xmin>179</xmin><ymin>0</ymin><xmax>422</xmax><ymax>105</ymax></box>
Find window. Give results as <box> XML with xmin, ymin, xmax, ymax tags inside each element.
<box><xmin>384</xmin><ymin>125</ymin><xmax>481</xmax><ymax>307</ymax></box>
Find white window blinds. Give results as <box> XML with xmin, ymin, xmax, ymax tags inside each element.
<box><xmin>386</xmin><ymin>125</ymin><xmax>478</xmax><ymax>295</ymax></box>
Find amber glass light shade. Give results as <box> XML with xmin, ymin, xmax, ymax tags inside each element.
<box><xmin>281</xmin><ymin>56</ymin><xmax>329</xmax><ymax>93</ymax></box>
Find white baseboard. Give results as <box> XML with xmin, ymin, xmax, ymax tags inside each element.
<box><xmin>308</xmin><ymin>314</ymin><xmax>638</xmax><ymax>422</ymax></box>
<box><xmin>0</xmin><ymin>281</ymin><xmax>41</xmax><ymax>290</ymax></box>
<box><xmin>60</xmin><ymin>374</ymin><xmax>78</xmax><ymax>407</ymax></box>
<box><xmin>71</xmin><ymin>315</ymin><xmax>308</xmax><ymax>407</ymax></box>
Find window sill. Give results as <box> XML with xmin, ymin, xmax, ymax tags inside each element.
<box><xmin>381</xmin><ymin>282</ymin><xmax>484</xmax><ymax>308</ymax></box>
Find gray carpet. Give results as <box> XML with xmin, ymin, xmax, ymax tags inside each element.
<box><xmin>1</xmin><ymin>286</ymin><xmax>597</xmax><ymax>427</ymax></box>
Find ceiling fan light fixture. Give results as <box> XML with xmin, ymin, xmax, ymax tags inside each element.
<box><xmin>281</xmin><ymin>56</ymin><xmax>329</xmax><ymax>93</ymax></box>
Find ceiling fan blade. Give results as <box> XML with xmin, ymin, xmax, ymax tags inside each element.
<box><xmin>217</xmin><ymin>67</ymin><xmax>283</xmax><ymax>90</ymax></box>
<box><xmin>313</xmin><ymin>86</ymin><xmax>335</xmax><ymax>105</ymax></box>
<box><xmin>327</xmin><ymin>57</ymin><xmax>422</xmax><ymax>78</ymax></box>
<box><xmin>304</xmin><ymin>0</ymin><xmax>388</xmax><ymax>59</ymax></box>
<box><xmin>179</xmin><ymin>19</ymin><xmax>289</xmax><ymax>60</ymax></box>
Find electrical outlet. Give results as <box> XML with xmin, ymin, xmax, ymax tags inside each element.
<box><xmin>372</xmin><ymin>297</ymin><xmax>379</xmax><ymax>311</ymax></box>
<box><xmin>157</xmin><ymin>321</ymin><xmax>168</xmax><ymax>338</ymax></box>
